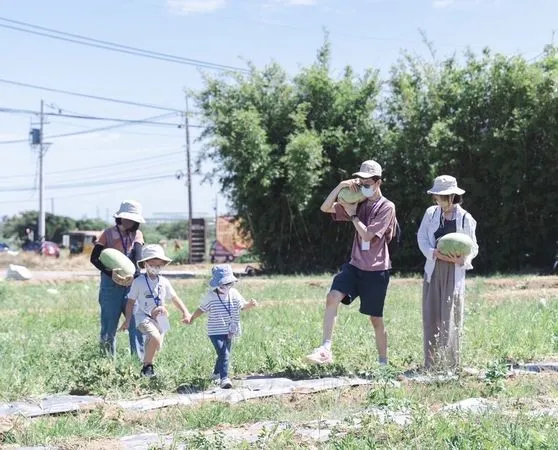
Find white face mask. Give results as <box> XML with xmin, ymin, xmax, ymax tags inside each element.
<box><xmin>145</xmin><ymin>264</ymin><xmax>162</xmax><ymax>276</ymax></box>
<box><xmin>218</xmin><ymin>284</ymin><xmax>233</xmax><ymax>295</ymax></box>
<box><xmin>361</xmin><ymin>185</ymin><xmax>377</xmax><ymax>198</ymax></box>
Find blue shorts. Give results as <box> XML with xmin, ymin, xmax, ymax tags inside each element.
<box><xmin>330</xmin><ymin>263</ymin><xmax>390</xmax><ymax>317</ymax></box>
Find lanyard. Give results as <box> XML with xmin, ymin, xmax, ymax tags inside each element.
<box><xmin>144</xmin><ymin>274</ymin><xmax>161</xmax><ymax>307</ymax></box>
<box><xmin>216</xmin><ymin>291</ymin><xmax>232</xmax><ymax>317</ymax></box>
<box><xmin>115</xmin><ymin>226</ymin><xmax>131</xmax><ymax>256</ymax></box>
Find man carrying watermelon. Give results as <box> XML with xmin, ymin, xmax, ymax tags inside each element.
<box><xmin>417</xmin><ymin>175</ymin><xmax>479</xmax><ymax>371</ymax></box>
<box><xmin>306</xmin><ymin>160</ymin><xmax>397</xmax><ymax>366</ymax></box>
<box><xmin>90</xmin><ymin>200</ymin><xmax>146</xmax><ymax>358</ymax></box>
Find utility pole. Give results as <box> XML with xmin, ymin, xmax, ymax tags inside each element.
<box><xmin>51</xmin><ymin>197</ymin><xmax>54</xmax><ymax>215</ymax></box>
<box><xmin>38</xmin><ymin>99</ymin><xmax>45</xmax><ymax>248</ymax></box>
<box><xmin>214</xmin><ymin>196</ymin><xmax>218</xmax><ymax>242</ymax></box>
<box><xmin>184</xmin><ymin>94</ymin><xmax>193</xmax><ymax>264</ymax></box>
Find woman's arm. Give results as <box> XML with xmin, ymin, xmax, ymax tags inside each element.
<box><xmin>90</xmin><ymin>244</ymin><xmax>112</xmax><ymax>277</ymax></box>
<box><xmin>417</xmin><ymin>208</ymin><xmax>437</xmax><ymax>261</ymax></box>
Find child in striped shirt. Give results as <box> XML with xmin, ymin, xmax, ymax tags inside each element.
<box><xmin>188</xmin><ymin>264</ymin><xmax>257</xmax><ymax>389</ymax></box>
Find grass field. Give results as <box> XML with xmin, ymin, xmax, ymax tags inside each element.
<box><xmin>2</xmin><ymin>274</ymin><xmax>558</xmax><ymax>448</ymax></box>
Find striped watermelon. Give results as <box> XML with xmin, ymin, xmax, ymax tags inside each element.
<box><xmin>437</xmin><ymin>232</ymin><xmax>474</xmax><ymax>256</ymax></box>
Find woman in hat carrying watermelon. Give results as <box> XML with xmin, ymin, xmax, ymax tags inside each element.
<box><xmin>90</xmin><ymin>200</ymin><xmax>146</xmax><ymax>358</ymax></box>
<box><xmin>417</xmin><ymin>176</ymin><xmax>478</xmax><ymax>371</ymax></box>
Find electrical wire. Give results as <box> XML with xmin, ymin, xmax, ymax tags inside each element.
<box><xmin>0</xmin><ymin>17</ymin><xmax>248</xmax><ymax>73</ymax></box>
<box><xmin>0</xmin><ymin>78</ymin><xmax>183</xmax><ymax>113</ymax></box>
<box><xmin>0</xmin><ymin>150</ymin><xmax>185</xmax><ymax>180</ymax></box>
<box><xmin>0</xmin><ymin>173</ymin><xmax>174</xmax><ymax>192</ymax></box>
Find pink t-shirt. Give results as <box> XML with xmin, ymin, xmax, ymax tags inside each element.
<box><xmin>332</xmin><ymin>196</ymin><xmax>396</xmax><ymax>271</ymax></box>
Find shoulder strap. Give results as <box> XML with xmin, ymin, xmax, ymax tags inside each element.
<box><xmin>462</xmin><ymin>212</ymin><xmax>467</xmax><ymax>228</ymax></box>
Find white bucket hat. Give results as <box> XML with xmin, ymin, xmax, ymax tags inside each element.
<box><xmin>352</xmin><ymin>160</ymin><xmax>382</xmax><ymax>179</ymax></box>
<box><xmin>137</xmin><ymin>244</ymin><xmax>172</xmax><ymax>269</ymax></box>
<box><xmin>427</xmin><ymin>175</ymin><xmax>465</xmax><ymax>196</ymax></box>
<box><xmin>209</xmin><ymin>264</ymin><xmax>238</xmax><ymax>288</ymax></box>
<box><xmin>114</xmin><ymin>200</ymin><xmax>145</xmax><ymax>224</ymax></box>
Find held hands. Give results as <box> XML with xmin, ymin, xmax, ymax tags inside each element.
<box><xmin>181</xmin><ymin>312</ymin><xmax>192</xmax><ymax>324</ymax></box>
<box><xmin>112</xmin><ymin>269</ymin><xmax>133</xmax><ymax>287</ymax></box>
<box><xmin>118</xmin><ymin>320</ymin><xmax>129</xmax><ymax>332</ymax></box>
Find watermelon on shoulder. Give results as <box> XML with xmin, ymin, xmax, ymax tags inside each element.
<box><xmin>337</xmin><ymin>187</ymin><xmax>365</xmax><ymax>204</ymax></box>
<box><xmin>99</xmin><ymin>248</ymin><xmax>136</xmax><ymax>277</ymax></box>
<box><xmin>437</xmin><ymin>232</ymin><xmax>474</xmax><ymax>257</ymax></box>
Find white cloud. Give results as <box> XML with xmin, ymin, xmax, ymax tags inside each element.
<box><xmin>284</xmin><ymin>0</ymin><xmax>319</xmax><ymax>4</ymax></box>
<box><xmin>264</xmin><ymin>0</ymin><xmax>319</xmax><ymax>7</ymax></box>
<box><xmin>433</xmin><ymin>0</ymin><xmax>455</xmax><ymax>7</ymax></box>
<box><xmin>433</xmin><ymin>0</ymin><xmax>498</xmax><ymax>7</ymax></box>
<box><xmin>167</xmin><ymin>0</ymin><xmax>226</xmax><ymax>15</ymax></box>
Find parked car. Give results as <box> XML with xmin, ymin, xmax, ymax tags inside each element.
<box><xmin>22</xmin><ymin>241</ymin><xmax>61</xmax><ymax>257</ymax></box>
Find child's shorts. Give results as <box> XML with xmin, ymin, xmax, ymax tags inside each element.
<box><xmin>137</xmin><ymin>318</ymin><xmax>165</xmax><ymax>344</ymax></box>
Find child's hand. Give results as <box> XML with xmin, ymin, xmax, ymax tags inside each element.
<box><xmin>181</xmin><ymin>312</ymin><xmax>192</xmax><ymax>324</ymax></box>
<box><xmin>151</xmin><ymin>306</ymin><xmax>168</xmax><ymax>318</ymax></box>
<box><xmin>118</xmin><ymin>320</ymin><xmax>129</xmax><ymax>332</ymax></box>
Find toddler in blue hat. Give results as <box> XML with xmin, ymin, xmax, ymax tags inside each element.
<box><xmin>188</xmin><ymin>264</ymin><xmax>258</xmax><ymax>389</ymax></box>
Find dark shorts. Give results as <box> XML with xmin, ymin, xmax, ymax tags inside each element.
<box><xmin>330</xmin><ymin>263</ymin><xmax>390</xmax><ymax>317</ymax></box>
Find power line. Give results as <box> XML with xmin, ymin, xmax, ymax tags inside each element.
<box><xmin>0</xmin><ymin>107</ymin><xmax>181</xmax><ymax>126</ymax></box>
<box><xmin>0</xmin><ymin>78</ymin><xmax>183</xmax><ymax>113</ymax></box>
<box><xmin>46</xmin><ymin>119</ymin><xmax>185</xmax><ymax>138</ymax></box>
<box><xmin>0</xmin><ymin>150</ymin><xmax>185</xmax><ymax>180</ymax></box>
<box><xmin>0</xmin><ymin>173</ymin><xmax>174</xmax><ymax>192</ymax></box>
<box><xmin>0</xmin><ymin>108</ymin><xmax>204</xmax><ymax>145</ymax></box>
<box><xmin>0</xmin><ymin>17</ymin><xmax>249</xmax><ymax>73</ymax></box>
<box><xmin>0</xmin><ymin>178</ymin><xmax>172</xmax><ymax>205</ymax></box>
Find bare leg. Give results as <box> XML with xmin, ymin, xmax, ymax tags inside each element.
<box><xmin>322</xmin><ymin>290</ymin><xmax>345</xmax><ymax>349</ymax></box>
<box><xmin>370</xmin><ymin>316</ymin><xmax>387</xmax><ymax>362</ymax></box>
<box><xmin>143</xmin><ymin>335</ymin><xmax>161</xmax><ymax>365</ymax></box>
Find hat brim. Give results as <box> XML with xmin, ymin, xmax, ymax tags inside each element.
<box><xmin>209</xmin><ymin>274</ymin><xmax>238</xmax><ymax>288</ymax></box>
<box><xmin>427</xmin><ymin>187</ymin><xmax>465</xmax><ymax>196</ymax></box>
<box><xmin>114</xmin><ymin>212</ymin><xmax>146</xmax><ymax>224</ymax></box>
<box><xmin>352</xmin><ymin>171</ymin><xmax>380</xmax><ymax>179</ymax></box>
<box><xmin>137</xmin><ymin>255</ymin><xmax>172</xmax><ymax>269</ymax></box>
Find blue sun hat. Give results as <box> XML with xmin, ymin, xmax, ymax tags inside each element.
<box><xmin>209</xmin><ymin>264</ymin><xmax>238</xmax><ymax>288</ymax></box>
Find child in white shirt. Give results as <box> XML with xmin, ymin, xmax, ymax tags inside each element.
<box><xmin>120</xmin><ymin>244</ymin><xmax>191</xmax><ymax>377</ymax></box>
<box><xmin>189</xmin><ymin>264</ymin><xmax>257</xmax><ymax>389</ymax></box>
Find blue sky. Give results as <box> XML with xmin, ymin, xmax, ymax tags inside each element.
<box><xmin>1</xmin><ymin>0</ymin><xmax>555</xmax><ymax>222</ymax></box>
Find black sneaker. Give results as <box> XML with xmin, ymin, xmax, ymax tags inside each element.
<box><xmin>141</xmin><ymin>364</ymin><xmax>156</xmax><ymax>378</ymax></box>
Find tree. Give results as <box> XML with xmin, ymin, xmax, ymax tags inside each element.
<box><xmin>197</xmin><ymin>39</ymin><xmax>385</xmax><ymax>273</ymax></box>
<box><xmin>197</xmin><ymin>38</ymin><xmax>558</xmax><ymax>274</ymax></box>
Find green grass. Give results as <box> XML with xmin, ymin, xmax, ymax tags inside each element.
<box><xmin>1</xmin><ymin>275</ymin><xmax>558</xmax><ymax>447</ymax></box>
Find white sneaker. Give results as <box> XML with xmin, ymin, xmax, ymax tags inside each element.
<box><xmin>220</xmin><ymin>377</ymin><xmax>233</xmax><ymax>389</ymax></box>
<box><xmin>305</xmin><ymin>346</ymin><xmax>333</xmax><ymax>365</ymax></box>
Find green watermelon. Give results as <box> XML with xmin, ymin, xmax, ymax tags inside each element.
<box><xmin>337</xmin><ymin>187</ymin><xmax>365</xmax><ymax>204</ymax></box>
<box><xmin>99</xmin><ymin>248</ymin><xmax>136</xmax><ymax>277</ymax></box>
<box><xmin>437</xmin><ymin>232</ymin><xmax>474</xmax><ymax>256</ymax></box>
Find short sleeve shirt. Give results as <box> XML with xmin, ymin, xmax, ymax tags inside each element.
<box><xmin>199</xmin><ymin>288</ymin><xmax>247</xmax><ymax>336</ymax></box>
<box><xmin>129</xmin><ymin>275</ymin><xmax>177</xmax><ymax>324</ymax></box>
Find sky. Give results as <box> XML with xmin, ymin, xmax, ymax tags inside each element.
<box><xmin>1</xmin><ymin>0</ymin><xmax>555</xmax><ymax>222</ymax></box>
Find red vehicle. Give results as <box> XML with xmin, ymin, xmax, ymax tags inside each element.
<box><xmin>22</xmin><ymin>241</ymin><xmax>61</xmax><ymax>258</ymax></box>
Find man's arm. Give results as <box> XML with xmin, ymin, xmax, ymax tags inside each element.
<box><xmin>352</xmin><ymin>201</ymin><xmax>395</xmax><ymax>243</ymax></box>
<box><xmin>320</xmin><ymin>179</ymin><xmax>359</xmax><ymax>213</ymax></box>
